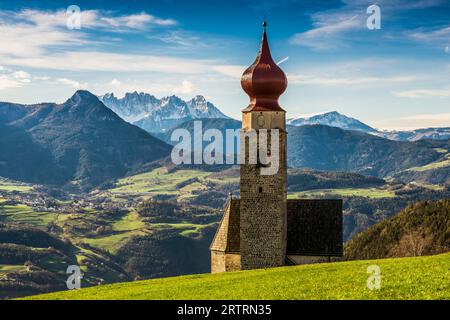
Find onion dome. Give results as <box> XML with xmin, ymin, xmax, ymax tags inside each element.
<box><xmin>241</xmin><ymin>21</ymin><xmax>288</xmax><ymax>112</ymax></box>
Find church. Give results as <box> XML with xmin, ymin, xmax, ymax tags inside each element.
<box><xmin>210</xmin><ymin>22</ymin><xmax>343</xmax><ymax>272</ymax></box>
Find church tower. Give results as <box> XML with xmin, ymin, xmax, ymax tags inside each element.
<box><xmin>210</xmin><ymin>22</ymin><xmax>342</xmax><ymax>274</ymax></box>
<box><xmin>239</xmin><ymin>21</ymin><xmax>288</xmax><ymax>269</ymax></box>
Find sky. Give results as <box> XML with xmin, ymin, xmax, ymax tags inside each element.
<box><xmin>0</xmin><ymin>0</ymin><xmax>449</xmax><ymax>130</ymax></box>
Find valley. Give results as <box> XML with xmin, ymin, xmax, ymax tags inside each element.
<box><xmin>1</xmin><ymin>165</ymin><xmax>448</xmax><ymax>298</ymax></box>
<box><xmin>0</xmin><ymin>90</ymin><xmax>449</xmax><ymax>299</ymax></box>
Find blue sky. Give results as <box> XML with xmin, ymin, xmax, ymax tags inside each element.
<box><xmin>0</xmin><ymin>0</ymin><xmax>449</xmax><ymax>129</ymax></box>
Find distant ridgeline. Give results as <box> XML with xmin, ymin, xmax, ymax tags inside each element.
<box><xmin>159</xmin><ymin>118</ymin><xmax>449</xmax><ymax>185</ymax></box>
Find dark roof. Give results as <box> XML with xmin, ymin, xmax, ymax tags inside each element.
<box><xmin>287</xmin><ymin>199</ymin><xmax>343</xmax><ymax>256</ymax></box>
<box><xmin>211</xmin><ymin>198</ymin><xmax>342</xmax><ymax>257</ymax></box>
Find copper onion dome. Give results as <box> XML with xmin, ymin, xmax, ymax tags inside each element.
<box><xmin>241</xmin><ymin>21</ymin><xmax>288</xmax><ymax>112</ymax></box>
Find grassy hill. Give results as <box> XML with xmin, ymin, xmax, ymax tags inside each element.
<box><xmin>24</xmin><ymin>252</ymin><xmax>450</xmax><ymax>300</ymax></box>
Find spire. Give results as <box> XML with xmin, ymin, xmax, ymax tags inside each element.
<box><xmin>241</xmin><ymin>21</ymin><xmax>287</xmax><ymax>112</ymax></box>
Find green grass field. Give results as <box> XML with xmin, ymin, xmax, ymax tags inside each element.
<box><xmin>408</xmin><ymin>182</ymin><xmax>445</xmax><ymax>191</ymax></box>
<box><xmin>83</xmin><ymin>230</ymin><xmax>147</xmax><ymax>253</ymax></box>
<box><xmin>24</xmin><ymin>252</ymin><xmax>450</xmax><ymax>300</ymax></box>
<box><xmin>0</xmin><ymin>202</ymin><xmax>55</xmax><ymax>227</ymax></box>
<box><xmin>107</xmin><ymin>168</ymin><xmax>237</xmax><ymax>201</ymax></box>
<box><xmin>288</xmin><ymin>188</ymin><xmax>396</xmax><ymax>199</ymax></box>
<box><xmin>406</xmin><ymin>153</ymin><xmax>450</xmax><ymax>172</ymax></box>
<box><xmin>0</xmin><ymin>179</ymin><xmax>33</xmax><ymax>192</ymax></box>
<box><xmin>110</xmin><ymin>168</ymin><xmax>210</xmax><ymax>194</ymax></box>
<box><xmin>0</xmin><ymin>264</ymin><xmax>27</xmax><ymax>276</ymax></box>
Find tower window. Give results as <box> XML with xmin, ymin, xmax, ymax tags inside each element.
<box><xmin>258</xmin><ymin>187</ymin><xmax>263</xmax><ymax>193</ymax></box>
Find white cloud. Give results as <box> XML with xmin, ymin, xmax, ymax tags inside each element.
<box><xmin>394</xmin><ymin>88</ymin><xmax>450</xmax><ymax>98</ymax></box>
<box><xmin>100</xmin><ymin>12</ymin><xmax>177</xmax><ymax>30</ymax></box>
<box><xmin>56</xmin><ymin>78</ymin><xmax>87</xmax><ymax>89</ymax></box>
<box><xmin>0</xmin><ymin>8</ymin><xmax>240</xmax><ymax>89</ymax></box>
<box><xmin>12</xmin><ymin>71</ymin><xmax>31</xmax><ymax>79</ymax></box>
<box><xmin>0</xmin><ymin>12</ymin><xmax>89</xmax><ymax>57</ymax></box>
<box><xmin>174</xmin><ymin>80</ymin><xmax>195</xmax><ymax>94</ymax></box>
<box><xmin>408</xmin><ymin>25</ymin><xmax>450</xmax><ymax>54</ymax></box>
<box><xmin>15</xmin><ymin>9</ymin><xmax>176</xmax><ymax>31</ymax></box>
<box><xmin>0</xmin><ymin>68</ymin><xmax>33</xmax><ymax>90</ymax></box>
<box><xmin>409</xmin><ymin>25</ymin><xmax>450</xmax><ymax>44</ymax></box>
<box><xmin>153</xmin><ymin>31</ymin><xmax>210</xmax><ymax>49</ymax></box>
<box><xmin>212</xmin><ymin>65</ymin><xmax>245</xmax><ymax>79</ymax></box>
<box><xmin>110</xmin><ymin>79</ymin><xmax>122</xmax><ymax>86</ymax></box>
<box><xmin>2</xmin><ymin>51</ymin><xmax>216</xmax><ymax>73</ymax></box>
<box><xmin>291</xmin><ymin>0</ymin><xmax>446</xmax><ymax>50</ymax></box>
<box><xmin>0</xmin><ymin>9</ymin><xmax>177</xmax><ymax>59</ymax></box>
<box><xmin>0</xmin><ymin>76</ymin><xmax>22</xmax><ymax>90</ymax></box>
<box><xmin>290</xmin><ymin>15</ymin><xmax>361</xmax><ymax>50</ymax></box>
<box><xmin>342</xmin><ymin>0</ymin><xmax>445</xmax><ymax>10</ymax></box>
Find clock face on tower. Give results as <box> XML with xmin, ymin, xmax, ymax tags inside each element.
<box><xmin>257</xmin><ymin>114</ymin><xmax>265</xmax><ymax>127</ymax></box>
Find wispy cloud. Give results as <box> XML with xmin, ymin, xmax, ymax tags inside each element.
<box><xmin>149</xmin><ymin>31</ymin><xmax>207</xmax><ymax>48</ymax></box>
<box><xmin>0</xmin><ymin>9</ymin><xmax>238</xmax><ymax>78</ymax></box>
<box><xmin>212</xmin><ymin>65</ymin><xmax>245</xmax><ymax>79</ymax></box>
<box><xmin>289</xmin><ymin>74</ymin><xmax>418</xmax><ymax>86</ymax></box>
<box><xmin>0</xmin><ymin>67</ymin><xmax>32</xmax><ymax>90</ymax></box>
<box><xmin>98</xmin><ymin>12</ymin><xmax>177</xmax><ymax>30</ymax></box>
<box><xmin>15</xmin><ymin>9</ymin><xmax>177</xmax><ymax>31</ymax></box>
<box><xmin>374</xmin><ymin>112</ymin><xmax>450</xmax><ymax>130</ymax></box>
<box><xmin>290</xmin><ymin>0</ymin><xmax>447</xmax><ymax>50</ymax></box>
<box><xmin>408</xmin><ymin>25</ymin><xmax>450</xmax><ymax>52</ymax></box>
<box><xmin>56</xmin><ymin>78</ymin><xmax>88</xmax><ymax>89</ymax></box>
<box><xmin>394</xmin><ymin>88</ymin><xmax>450</xmax><ymax>98</ymax></box>
<box><xmin>0</xmin><ymin>8</ymin><xmax>177</xmax><ymax>58</ymax></box>
<box><xmin>409</xmin><ymin>26</ymin><xmax>450</xmax><ymax>41</ymax></box>
<box><xmin>3</xmin><ymin>51</ymin><xmax>217</xmax><ymax>73</ymax></box>
<box><xmin>286</xmin><ymin>59</ymin><xmax>420</xmax><ymax>87</ymax></box>
<box><xmin>290</xmin><ymin>15</ymin><xmax>362</xmax><ymax>50</ymax></box>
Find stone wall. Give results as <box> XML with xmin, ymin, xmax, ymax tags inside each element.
<box><xmin>211</xmin><ymin>251</ymin><xmax>241</xmax><ymax>273</ymax></box>
<box><xmin>225</xmin><ymin>253</ymin><xmax>241</xmax><ymax>271</ymax></box>
<box><xmin>211</xmin><ymin>251</ymin><xmax>226</xmax><ymax>273</ymax></box>
<box><xmin>240</xmin><ymin>110</ymin><xmax>287</xmax><ymax>270</ymax></box>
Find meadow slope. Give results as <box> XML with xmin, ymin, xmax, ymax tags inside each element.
<box><xmin>25</xmin><ymin>252</ymin><xmax>449</xmax><ymax>300</ymax></box>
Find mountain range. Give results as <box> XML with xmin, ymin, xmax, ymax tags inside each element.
<box><xmin>99</xmin><ymin>92</ymin><xmax>228</xmax><ymax>134</ymax></box>
<box><xmin>288</xmin><ymin>111</ymin><xmax>450</xmax><ymax>141</ymax></box>
<box><xmin>1</xmin><ymin>90</ymin><xmax>449</xmax><ymax>188</ymax></box>
<box><xmin>100</xmin><ymin>92</ymin><xmax>449</xmax><ymax>142</ymax></box>
<box><xmin>0</xmin><ymin>90</ymin><xmax>171</xmax><ymax>190</ymax></box>
<box><xmin>159</xmin><ymin>118</ymin><xmax>448</xmax><ymax>183</ymax></box>
<box><xmin>375</xmin><ymin>127</ymin><xmax>450</xmax><ymax>141</ymax></box>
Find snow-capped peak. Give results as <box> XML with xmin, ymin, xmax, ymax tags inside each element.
<box><xmin>99</xmin><ymin>92</ymin><xmax>229</xmax><ymax>133</ymax></box>
<box><xmin>287</xmin><ymin>111</ymin><xmax>377</xmax><ymax>133</ymax></box>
